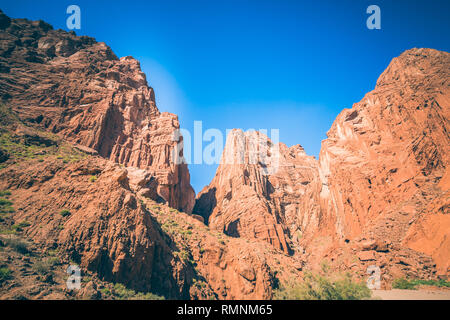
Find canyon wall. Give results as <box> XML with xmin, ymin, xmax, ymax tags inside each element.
<box><xmin>318</xmin><ymin>48</ymin><xmax>450</xmax><ymax>274</ymax></box>
<box><xmin>0</xmin><ymin>10</ymin><xmax>194</xmax><ymax>213</ymax></box>
<box><xmin>195</xmin><ymin>48</ymin><xmax>450</xmax><ymax>278</ymax></box>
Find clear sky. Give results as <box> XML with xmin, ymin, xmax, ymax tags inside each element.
<box><xmin>1</xmin><ymin>0</ymin><xmax>449</xmax><ymax>193</ymax></box>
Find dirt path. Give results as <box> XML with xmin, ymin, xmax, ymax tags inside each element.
<box><xmin>372</xmin><ymin>289</ymin><xmax>450</xmax><ymax>300</ymax></box>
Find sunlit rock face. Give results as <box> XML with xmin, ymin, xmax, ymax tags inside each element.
<box><xmin>194</xmin><ymin>129</ymin><xmax>323</xmax><ymax>254</ymax></box>
<box><xmin>0</xmin><ymin>11</ymin><xmax>195</xmax><ymax>213</ymax></box>
<box><xmin>196</xmin><ymin>48</ymin><xmax>450</xmax><ymax>279</ymax></box>
<box><xmin>317</xmin><ymin>48</ymin><xmax>450</xmax><ymax>275</ymax></box>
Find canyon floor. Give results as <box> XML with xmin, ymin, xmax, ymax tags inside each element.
<box><xmin>373</xmin><ymin>289</ymin><xmax>450</xmax><ymax>300</ymax></box>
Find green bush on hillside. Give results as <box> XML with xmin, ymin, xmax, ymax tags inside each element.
<box><xmin>109</xmin><ymin>283</ymin><xmax>165</xmax><ymax>300</ymax></box>
<box><xmin>274</xmin><ymin>265</ymin><xmax>371</xmax><ymax>300</ymax></box>
<box><xmin>0</xmin><ymin>267</ymin><xmax>12</xmax><ymax>284</ymax></box>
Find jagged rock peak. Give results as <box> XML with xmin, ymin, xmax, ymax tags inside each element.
<box><xmin>194</xmin><ymin>129</ymin><xmax>322</xmax><ymax>255</ymax></box>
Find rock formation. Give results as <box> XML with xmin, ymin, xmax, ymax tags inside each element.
<box><xmin>0</xmin><ymin>10</ymin><xmax>194</xmax><ymax>213</ymax></box>
<box><xmin>0</xmin><ymin>9</ymin><xmax>448</xmax><ymax>299</ymax></box>
<box><xmin>0</xmin><ymin>11</ymin><xmax>302</xmax><ymax>299</ymax></box>
<box><xmin>194</xmin><ymin>129</ymin><xmax>322</xmax><ymax>255</ymax></box>
<box><xmin>195</xmin><ymin>48</ymin><xmax>450</xmax><ymax>280</ymax></box>
<box><xmin>317</xmin><ymin>48</ymin><xmax>450</xmax><ymax>276</ymax></box>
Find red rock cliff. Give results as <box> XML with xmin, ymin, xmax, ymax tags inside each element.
<box><xmin>194</xmin><ymin>129</ymin><xmax>322</xmax><ymax>255</ymax></box>
<box><xmin>195</xmin><ymin>48</ymin><xmax>450</xmax><ymax>279</ymax></box>
<box><xmin>318</xmin><ymin>48</ymin><xmax>450</xmax><ymax>275</ymax></box>
<box><xmin>0</xmin><ymin>11</ymin><xmax>195</xmax><ymax>213</ymax></box>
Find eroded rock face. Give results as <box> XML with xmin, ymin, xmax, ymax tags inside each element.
<box><xmin>0</xmin><ymin>11</ymin><xmax>194</xmax><ymax>213</ymax></box>
<box><xmin>0</xmin><ymin>153</ymin><xmax>302</xmax><ymax>299</ymax></box>
<box><xmin>194</xmin><ymin>129</ymin><xmax>322</xmax><ymax>254</ymax></box>
<box><xmin>0</xmin><ymin>157</ymin><xmax>193</xmax><ymax>298</ymax></box>
<box><xmin>195</xmin><ymin>48</ymin><xmax>450</xmax><ymax>280</ymax></box>
<box><xmin>317</xmin><ymin>48</ymin><xmax>450</xmax><ymax>276</ymax></box>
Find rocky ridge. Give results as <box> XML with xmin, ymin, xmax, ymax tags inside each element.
<box><xmin>0</xmin><ymin>10</ymin><xmax>194</xmax><ymax>213</ymax></box>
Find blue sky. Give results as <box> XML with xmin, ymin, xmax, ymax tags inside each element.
<box><xmin>1</xmin><ymin>0</ymin><xmax>449</xmax><ymax>193</ymax></box>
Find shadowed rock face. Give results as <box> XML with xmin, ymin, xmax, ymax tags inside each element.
<box><xmin>0</xmin><ymin>10</ymin><xmax>195</xmax><ymax>213</ymax></box>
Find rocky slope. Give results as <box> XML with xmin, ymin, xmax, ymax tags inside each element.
<box><xmin>0</xmin><ymin>10</ymin><xmax>194</xmax><ymax>213</ymax></box>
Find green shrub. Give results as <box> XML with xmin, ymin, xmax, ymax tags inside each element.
<box><xmin>3</xmin><ymin>237</ymin><xmax>29</xmax><ymax>254</ymax></box>
<box><xmin>33</xmin><ymin>257</ymin><xmax>59</xmax><ymax>275</ymax></box>
<box><xmin>111</xmin><ymin>283</ymin><xmax>164</xmax><ymax>300</ymax></box>
<box><xmin>274</xmin><ymin>268</ymin><xmax>371</xmax><ymax>300</ymax></box>
<box><xmin>0</xmin><ymin>198</ymin><xmax>12</xmax><ymax>206</ymax></box>
<box><xmin>392</xmin><ymin>278</ymin><xmax>417</xmax><ymax>290</ymax></box>
<box><xmin>59</xmin><ymin>209</ymin><xmax>71</xmax><ymax>217</ymax></box>
<box><xmin>11</xmin><ymin>221</ymin><xmax>31</xmax><ymax>232</ymax></box>
<box><xmin>0</xmin><ymin>190</ymin><xmax>11</xmax><ymax>197</ymax></box>
<box><xmin>0</xmin><ymin>267</ymin><xmax>12</xmax><ymax>284</ymax></box>
<box><xmin>89</xmin><ymin>175</ymin><xmax>97</xmax><ymax>183</ymax></box>
<box><xmin>393</xmin><ymin>278</ymin><xmax>450</xmax><ymax>290</ymax></box>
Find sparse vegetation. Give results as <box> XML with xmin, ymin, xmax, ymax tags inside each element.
<box><xmin>0</xmin><ymin>196</ymin><xmax>14</xmax><ymax>217</ymax></box>
<box><xmin>392</xmin><ymin>278</ymin><xmax>450</xmax><ymax>290</ymax></box>
<box><xmin>59</xmin><ymin>209</ymin><xmax>71</xmax><ymax>217</ymax></box>
<box><xmin>11</xmin><ymin>221</ymin><xmax>31</xmax><ymax>232</ymax></box>
<box><xmin>192</xmin><ymin>278</ymin><xmax>208</xmax><ymax>290</ymax></box>
<box><xmin>0</xmin><ymin>267</ymin><xmax>12</xmax><ymax>284</ymax></box>
<box><xmin>3</xmin><ymin>236</ymin><xmax>30</xmax><ymax>254</ymax></box>
<box><xmin>0</xmin><ymin>190</ymin><xmax>11</xmax><ymax>197</ymax></box>
<box><xmin>33</xmin><ymin>257</ymin><xmax>59</xmax><ymax>275</ymax></box>
<box><xmin>107</xmin><ymin>283</ymin><xmax>165</xmax><ymax>300</ymax></box>
<box><xmin>274</xmin><ymin>264</ymin><xmax>372</xmax><ymax>300</ymax></box>
<box><xmin>0</xmin><ymin>104</ymin><xmax>18</xmax><ymax>129</ymax></box>
<box><xmin>0</xmin><ymin>116</ymin><xmax>88</xmax><ymax>169</ymax></box>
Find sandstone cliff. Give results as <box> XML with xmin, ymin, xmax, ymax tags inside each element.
<box><xmin>317</xmin><ymin>48</ymin><xmax>450</xmax><ymax>276</ymax></box>
<box><xmin>0</xmin><ymin>10</ymin><xmax>194</xmax><ymax>213</ymax></box>
<box><xmin>195</xmin><ymin>48</ymin><xmax>450</xmax><ymax>282</ymax></box>
<box><xmin>194</xmin><ymin>129</ymin><xmax>322</xmax><ymax>256</ymax></box>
